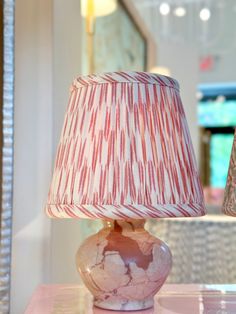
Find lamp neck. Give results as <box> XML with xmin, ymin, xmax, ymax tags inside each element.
<box><xmin>103</xmin><ymin>219</ymin><xmax>146</xmax><ymax>231</ymax></box>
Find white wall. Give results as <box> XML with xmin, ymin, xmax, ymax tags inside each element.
<box><xmin>12</xmin><ymin>2</ymin><xmax>97</xmax><ymax>311</ymax></box>
<box><xmin>198</xmin><ymin>0</ymin><xmax>236</xmax><ymax>84</ymax></box>
<box><xmin>158</xmin><ymin>42</ymin><xmax>200</xmax><ymax>162</ymax></box>
<box><xmin>50</xmin><ymin>0</ymin><xmax>102</xmax><ymax>285</ymax></box>
<box><xmin>133</xmin><ymin>0</ymin><xmax>236</xmax><ymax>162</ymax></box>
<box><xmin>11</xmin><ymin>0</ymin><xmax>53</xmax><ymax>312</ymax></box>
<box><xmin>12</xmin><ymin>0</ymin><xmax>88</xmax><ymax>310</ymax></box>
<box><xmin>50</xmin><ymin>0</ymin><xmax>86</xmax><ymax>284</ymax></box>
<box><xmin>134</xmin><ymin>0</ymin><xmax>236</xmax><ymax>86</ymax></box>
<box><xmin>132</xmin><ymin>1</ymin><xmax>200</xmax><ymax>162</ymax></box>
<box><xmin>52</xmin><ymin>0</ymin><xmax>83</xmax><ymax>151</ymax></box>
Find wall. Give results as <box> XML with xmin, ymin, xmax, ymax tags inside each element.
<box><xmin>134</xmin><ymin>0</ymin><xmax>236</xmax><ymax>86</ymax></box>
<box><xmin>12</xmin><ymin>2</ymin><xmax>96</xmax><ymax>311</ymax></box>
<box><xmin>132</xmin><ymin>0</ymin><xmax>236</xmax><ymax>161</ymax></box>
<box><xmin>198</xmin><ymin>0</ymin><xmax>236</xmax><ymax>84</ymax></box>
<box><xmin>11</xmin><ymin>0</ymin><xmax>53</xmax><ymax>312</ymax></box>
<box><xmin>132</xmin><ymin>1</ymin><xmax>200</xmax><ymax>162</ymax></box>
<box><xmin>51</xmin><ymin>0</ymin><xmax>91</xmax><ymax>284</ymax></box>
<box><xmin>158</xmin><ymin>42</ymin><xmax>200</xmax><ymax>162</ymax></box>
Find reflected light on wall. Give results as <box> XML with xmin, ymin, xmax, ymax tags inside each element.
<box><xmin>150</xmin><ymin>66</ymin><xmax>171</xmax><ymax>77</ymax></box>
<box><xmin>81</xmin><ymin>0</ymin><xmax>117</xmax><ymax>17</ymax></box>
<box><xmin>174</xmin><ymin>6</ymin><xmax>186</xmax><ymax>17</ymax></box>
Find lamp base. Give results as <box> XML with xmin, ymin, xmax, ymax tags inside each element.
<box><xmin>94</xmin><ymin>297</ymin><xmax>154</xmax><ymax>311</ymax></box>
<box><xmin>76</xmin><ymin>219</ymin><xmax>172</xmax><ymax>311</ymax></box>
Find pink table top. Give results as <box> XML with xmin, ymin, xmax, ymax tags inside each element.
<box><xmin>24</xmin><ymin>284</ymin><xmax>236</xmax><ymax>314</ymax></box>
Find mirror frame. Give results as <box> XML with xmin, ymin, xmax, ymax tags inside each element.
<box><xmin>0</xmin><ymin>0</ymin><xmax>14</xmax><ymax>312</ymax></box>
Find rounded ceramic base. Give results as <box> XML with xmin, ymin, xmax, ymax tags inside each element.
<box><xmin>94</xmin><ymin>297</ymin><xmax>153</xmax><ymax>311</ymax></box>
<box><xmin>76</xmin><ymin>219</ymin><xmax>172</xmax><ymax>311</ymax></box>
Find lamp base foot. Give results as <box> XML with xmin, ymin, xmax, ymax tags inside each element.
<box><xmin>94</xmin><ymin>297</ymin><xmax>153</xmax><ymax>311</ymax></box>
<box><xmin>76</xmin><ymin>219</ymin><xmax>172</xmax><ymax>311</ymax></box>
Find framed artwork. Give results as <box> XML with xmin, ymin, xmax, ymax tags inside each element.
<box><xmin>82</xmin><ymin>0</ymin><xmax>156</xmax><ymax>74</ymax></box>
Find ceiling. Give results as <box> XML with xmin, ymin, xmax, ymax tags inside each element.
<box><xmin>133</xmin><ymin>0</ymin><xmax>236</xmax><ymax>51</ymax></box>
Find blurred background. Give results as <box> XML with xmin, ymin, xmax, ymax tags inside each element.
<box><xmin>11</xmin><ymin>0</ymin><xmax>236</xmax><ymax>312</ymax></box>
<box><xmin>80</xmin><ymin>0</ymin><xmax>236</xmax><ymax>208</ymax></box>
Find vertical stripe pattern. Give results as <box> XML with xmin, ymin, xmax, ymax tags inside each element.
<box><xmin>222</xmin><ymin>129</ymin><xmax>236</xmax><ymax>216</ymax></box>
<box><xmin>46</xmin><ymin>71</ymin><xmax>205</xmax><ymax>219</ymax></box>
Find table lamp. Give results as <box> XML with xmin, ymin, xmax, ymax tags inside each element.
<box><xmin>222</xmin><ymin>130</ymin><xmax>236</xmax><ymax>216</ymax></box>
<box><xmin>45</xmin><ymin>71</ymin><xmax>205</xmax><ymax>311</ymax></box>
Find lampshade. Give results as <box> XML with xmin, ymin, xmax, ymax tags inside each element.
<box><xmin>46</xmin><ymin>71</ymin><xmax>205</xmax><ymax>220</ymax></box>
<box><xmin>222</xmin><ymin>130</ymin><xmax>236</xmax><ymax>216</ymax></box>
<box><xmin>81</xmin><ymin>0</ymin><xmax>117</xmax><ymax>17</ymax></box>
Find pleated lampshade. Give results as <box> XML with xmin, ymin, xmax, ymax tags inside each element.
<box><xmin>46</xmin><ymin>71</ymin><xmax>205</xmax><ymax>219</ymax></box>
<box><xmin>222</xmin><ymin>130</ymin><xmax>236</xmax><ymax>216</ymax></box>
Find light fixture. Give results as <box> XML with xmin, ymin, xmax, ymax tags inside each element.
<box><xmin>200</xmin><ymin>8</ymin><xmax>211</xmax><ymax>21</ymax></box>
<box><xmin>174</xmin><ymin>6</ymin><xmax>186</xmax><ymax>17</ymax></box>
<box><xmin>150</xmin><ymin>66</ymin><xmax>171</xmax><ymax>76</ymax></box>
<box><xmin>159</xmin><ymin>2</ymin><xmax>170</xmax><ymax>16</ymax></box>
<box><xmin>81</xmin><ymin>0</ymin><xmax>117</xmax><ymax>17</ymax></box>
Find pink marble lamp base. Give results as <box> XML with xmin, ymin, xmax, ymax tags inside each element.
<box><xmin>76</xmin><ymin>219</ymin><xmax>172</xmax><ymax>311</ymax></box>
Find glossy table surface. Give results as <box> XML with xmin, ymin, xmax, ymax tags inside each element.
<box><xmin>25</xmin><ymin>284</ymin><xmax>236</xmax><ymax>314</ymax></box>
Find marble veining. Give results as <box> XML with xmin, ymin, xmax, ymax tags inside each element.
<box><xmin>76</xmin><ymin>220</ymin><xmax>172</xmax><ymax>311</ymax></box>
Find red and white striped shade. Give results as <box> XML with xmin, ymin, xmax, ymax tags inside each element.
<box><xmin>222</xmin><ymin>130</ymin><xmax>236</xmax><ymax>216</ymax></box>
<box><xmin>46</xmin><ymin>71</ymin><xmax>205</xmax><ymax>219</ymax></box>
